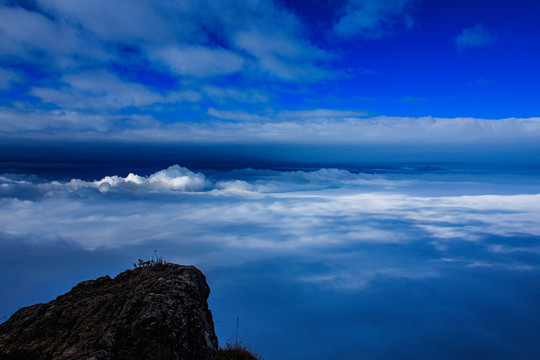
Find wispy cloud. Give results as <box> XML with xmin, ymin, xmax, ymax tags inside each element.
<box><xmin>29</xmin><ymin>71</ymin><xmax>200</xmax><ymax>111</ymax></box>
<box><xmin>455</xmin><ymin>23</ymin><xmax>497</xmax><ymax>50</ymax></box>
<box><xmin>0</xmin><ymin>68</ymin><xmax>24</xmax><ymax>90</ymax></box>
<box><xmin>279</xmin><ymin>109</ymin><xmax>369</xmax><ymax>118</ymax></box>
<box><xmin>233</xmin><ymin>29</ymin><xmax>331</xmax><ymax>80</ymax></box>
<box><xmin>154</xmin><ymin>46</ymin><xmax>245</xmax><ymax>78</ymax></box>
<box><xmin>334</xmin><ymin>0</ymin><xmax>416</xmax><ymax>39</ymax></box>
<box><xmin>207</xmin><ymin>108</ymin><xmax>270</xmax><ymax>122</ymax></box>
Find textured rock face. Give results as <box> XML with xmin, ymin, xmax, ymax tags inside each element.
<box><xmin>0</xmin><ymin>263</ymin><xmax>218</xmax><ymax>360</ymax></box>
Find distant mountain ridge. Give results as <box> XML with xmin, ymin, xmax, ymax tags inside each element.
<box><xmin>0</xmin><ymin>263</ymin><xmax>218</xmax><ymax>360</ymax></box>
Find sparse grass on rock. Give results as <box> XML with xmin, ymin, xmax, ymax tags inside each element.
<box><xmin>217</xmin><ymin>342</ymin><xmax>263</xmax><ymax>360</ymax></box>
<box><xmin>133</xmin><ymin>250</ymin><xmax>167</xmax><ymax>268</ymax></box>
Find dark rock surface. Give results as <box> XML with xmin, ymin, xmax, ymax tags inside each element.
<box><xmin>0</xmin><ymin>263</ymin><xmax>219</xmax><ymax>360</ymax></box>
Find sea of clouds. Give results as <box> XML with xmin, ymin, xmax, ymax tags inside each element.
<box><xmin>1</xmin><ymin>165</ymin><xmax>540</xmax><ymax>359</ymax></box>
<box><xmin>2</xmin><ymin>165</ymin><xmax>540</xmax><ymax>254</ymax></box>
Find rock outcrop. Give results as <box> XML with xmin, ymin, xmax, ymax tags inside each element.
<box><xmin>0</xmin><ymin>263</ymin><xmax>219</xmax><ymax>360</ymax></box>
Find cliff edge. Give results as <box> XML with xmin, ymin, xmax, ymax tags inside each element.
<box><xmin>0</xmin><ymin>263</ymin><xmax>219</xmax><ymax>360</ymax></box>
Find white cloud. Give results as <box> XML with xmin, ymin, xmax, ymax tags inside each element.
<box><xmin>455</xmin><ymin>23</ymin><xmax>497</xmax><ymax>50</ymax></box>
<box><xmin>0</xmin><ymin>108</ymin><xmax>121</xmax><ymax>132</ymax></box>
<box><xmin>234</xmin><ymin>29</ymin><xmax>330</xmax><ymax>80</ymax></box>
<box><xmin>2</xmin><ymin>166</ymin><xmax>539</xmax><ymax>360</ymax></box>
<box><xmin>334</xmin><ymin>0</ymin><xmax>415</xmax><ymax>39</ymax></box>
<box><xmin>298</xmin><ymin>265</ymin><xmax>438</xmax><ymax>291</ymax></box>
<box><xmin>279</xmin><ymin>109</ymin><xmax>368</xmax><ymax>118</ymax></box>
<box><xmin>3</xmin><ymin>108</ymin><xmax>540</xmax><ymax>148</ymax></box>
<box><xmin>68</xmin><ymin>165</ymin><xmax>208</xmax><ymax>193</ymax></box>
<box><xmin>0</xmin><ymin>0</ymin><xmax>341</xmax><ymax>119</ymax></box>
<box><xmin>202</xmin><ymin>86</ymin><xmax>268</xmax><ymax>103</ymax></box>
<box><xmin>2</xmin><ymin>166</ymin><xmax>540</xmax><ymax>256</ymax></box>
<box><xmin>0</xmin><ymin>5</ymin><xmax>80</xmax><ymax>60</ymax></box>
<box><xmin>207</xmin><ymin>108</ymin><xmax>269</xmax><ymax>122</ymax></box>
<box><xmin>0</xmin><ymin>68</ymin><xmax>24</xmax><ymax>90</ymax></box>
<box><xmin>155</xmin><ymin>46</ymin><xmax>245</xmax><ymax>77</ymax></box>
<box><xmin>1</xmin><ymin>0</ymin><xmax>333</xmax><ymax>81</ymax></box>
<box><xmin>489</xmin><ymin>244</ymin><xmax>540</xmax><ymax>255</ymax></box>
<box><xmin>29</xmin><ymin>71</ymin><xmax>200</xmax><ymax>111</ymax></box>
<box><xmin>158</xmin><ymin>115</ymin><xmax>540</xmax><ymax>145</ymax></box>
<box><xmin>37</xmin><ymin>0</ymin><xmax>176</xmax><ymax>44</ymax></box>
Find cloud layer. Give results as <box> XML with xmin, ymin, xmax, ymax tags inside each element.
<box><xmin>3</xmin><ymin>106</ymin><xmax>540</xmax><ymax>152</ymax></box>
<box><xmin>2</xmin><ymin>164</ymin><xmax>540</xmax><ymax>358</ymax></box>
<box><xmin>2</xmin><ymin>165</ymin><xmax>540</xmax><ymax>258</ymax></box>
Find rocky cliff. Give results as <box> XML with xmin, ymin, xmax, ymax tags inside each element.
<box><xmin>0</xmin><ymin>263</ymin><xmax>219</xmax><ymax>360</ymax></box>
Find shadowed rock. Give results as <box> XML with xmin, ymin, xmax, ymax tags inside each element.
<box><xmin>0</xmin><ymin>263</ymin><xmax>218</xmax><ymax>360</ymax></box>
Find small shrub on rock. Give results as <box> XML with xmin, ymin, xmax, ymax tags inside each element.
<box><xmin>217</xmin><ymin>342</ymin><xmax>263</xmax><ymax>360</ymax></box>
<box><xmin>133</xmin><ymin>250</ymin><xmax>167</xmax><ymax>268</ymax></box>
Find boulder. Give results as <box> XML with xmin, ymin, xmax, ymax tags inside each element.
<box><xmin>0</xmin><ymin>263</ymin><xmax>218</xmax><ymax>360</ymax></box>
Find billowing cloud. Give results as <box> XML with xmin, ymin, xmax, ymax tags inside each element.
<box><xmin>455</xmin><ymin>23</ymin><xmax>497</xmax><ymax>50</ymax></box>
<box><xmin>70</xmin><ymin>165</ymin><xmax>208</xmax><ymax>193</ymax></box>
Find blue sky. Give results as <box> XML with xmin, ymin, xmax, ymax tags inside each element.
<box><xmin>2</xmin><ymin>1</ymin><xmax>540</xmax><ymax>359</ymax></box>
<box><xmin>1</xmin><ymin>0</ymin><xmax>540</xmax><ymax>159</ymax></box>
